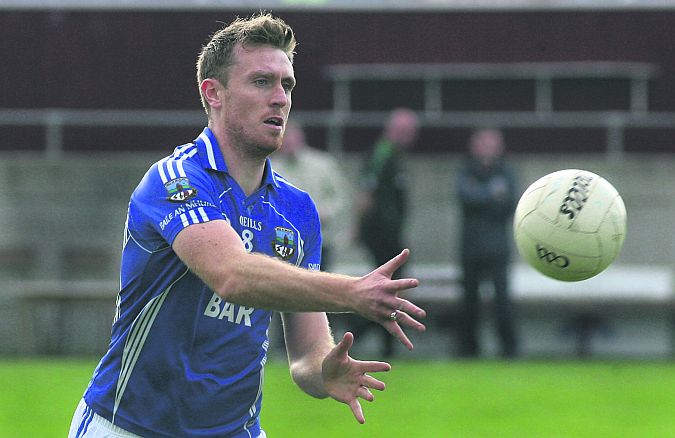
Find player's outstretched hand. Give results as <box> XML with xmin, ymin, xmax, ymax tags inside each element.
<box><xmin>322</xmin><ymin>332</ymin><xmax>391</xmax><ymax>424</ymax></box>
<box><xmin>353</xmin><ymin>248</ymin><xmax>426</xmax><ymax>350</ymax></box>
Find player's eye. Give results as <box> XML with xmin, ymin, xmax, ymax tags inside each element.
<box><xmin>282</xmin><ymin>81</ymin><xmax>295</xmax><ymax>93</ymax></box>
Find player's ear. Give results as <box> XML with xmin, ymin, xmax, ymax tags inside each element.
<box><xmin>200</xmin><ymin>78</ymin><xmax>223</xmax><ymax>110</ymax></box>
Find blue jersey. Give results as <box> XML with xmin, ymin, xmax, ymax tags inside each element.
<box><xmin>83</xmin><ymin>127</ymin><xmax>322</xmax><ymax>437</ymax></box>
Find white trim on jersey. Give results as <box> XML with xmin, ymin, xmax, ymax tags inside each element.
<box><xmin>199</xmin><ymin>131</ymin><xmax>218</xmax><ymax>170</ymax></box>
<box><xmin>177</xmin><ymin>206</ymin><xmax>211</xmax><ymax>229</ymax></box>
<box><xmin>126</xmin><ymin>228</ymin><xmax>169</xmax><ymax>255</ymax></box>
<box><xmin>158</xmin><ymin>144</ymin><xmax>188</xmax><ymax>183</ymax></box>
<box><xmin>197</xmin><ymin>206</ymin><xmax>209</xmax><ymax>222</ymax></box>
<box><xmin>175</xmin><ymin>147</ymin><xmax>198</xmax><ymax>178</ymax></box>
<box><xmin>240</xmin><ymin>269</ymin><xmax>274</xmax><ymax>434</ymax></box>
<box><xmin>272</xmin><ymin>173</ymin><xmax>304</xmax><ymax>193</ymax></box>
<box><xmin>113</xmin><ymin>269</ymin><xmax>189</xmax><ymax>422</ymax></box>
<box><xmin>246</xmin><ymin>365</ymin><xmax>265</xmax><ymax>433</ymax></box>
<box><xmin>158</xmin><ymin>144</ymin><xmax>198</xmax><ymax>184</ymax></box>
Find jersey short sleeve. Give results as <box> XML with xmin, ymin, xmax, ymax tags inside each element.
<box><xmin>130</xmin><ymin>144</ymin><xmax>225</xmax><ymax>247</ymax></box>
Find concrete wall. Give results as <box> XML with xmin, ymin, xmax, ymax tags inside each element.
<box><xmin>0</xmin><ymin>152</ymin><xmax>673</xmax><ymax>357</ymax></box>
<box><xmin>2</xmin><ymin>152</ymin><xmax>670</xmax><ymax>274</ymax></box>
<box><xmin>337</xmin><ymin>153</ymin><xmax>675</xmax><ymax>269</ymax></box>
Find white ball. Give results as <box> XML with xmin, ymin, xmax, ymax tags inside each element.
<box><xmin>513</xmin><ymin>169</ymin><xmax>627</xmax><ymax>282</ymax></box>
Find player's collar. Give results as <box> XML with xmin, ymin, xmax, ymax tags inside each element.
<box><xmin>195</xmin><ymin>127</ymin><xmax>280</xmax><ymax>190</ymax></box>
<box><xmin>195</xmin><ymin>127</ymin><xmax>228</xmax><ymax>173</ymax></box>
<box><xmin>263</xmin><ymin>158</ymin><xmax>280</xmax><ymax>190</ymax></box>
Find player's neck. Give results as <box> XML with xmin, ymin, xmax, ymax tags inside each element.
<box><xmin>225</xmin><ymin>151</ymin><xmax>266</xmax><ymax>197</ymax></box>
<box><xmin>207</xmin><ymin>119</ymin><xmax>268</xmax><ymax>196</ymax></box>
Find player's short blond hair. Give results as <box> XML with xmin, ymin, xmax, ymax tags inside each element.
<box><xmin>196</xmin><ymin>12</ymin><xmax>297</xmax><ymax>113</ymax></box>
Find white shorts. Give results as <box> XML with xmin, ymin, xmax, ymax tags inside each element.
<box><xmin>68</xmin><ymin>399</ymin><xmax>141</xmax><ymax>438</ymax></box>
<box><xmin>69</xmin><ymin>398</ymin><xmax>267</xmax><ymax>438</ymax></box>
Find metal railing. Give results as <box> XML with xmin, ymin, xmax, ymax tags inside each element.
<box><xmin>1</xmin><ymin>62</ymin><xmax>673</xmax><ymax>158</ymax></box>
<box><xmin>321</xmin><ymin>61</ymin><xmax>671</xmax><ymax>156</ymax></box>
<box><xmin>325</xmin><ymin>61</ymin><xmax>661</xmax><ymax>114</ymax></box>
<box><xmin>3</xmin><ymin>107</ymin><xmax>675</xmax><ymax>159</ymax></box>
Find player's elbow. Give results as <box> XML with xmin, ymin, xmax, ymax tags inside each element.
<box><xmin>290</xmin><ymin>361</ymin><xmax>329</xmax><ymax>399</ymax></box>
<box><xmin>211</xmin><ymin>277</ymin><xmax>243</xmax><ymax>303</ymax></box>
<box><xmin>208</xmin><ymin>263</ymin><xmax>248</xmax><ymax>302</ymax></box>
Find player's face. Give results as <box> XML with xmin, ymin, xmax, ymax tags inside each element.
<box><xmin>219</xmin><ymin>44</ymin><xmax>296</xmax><ymax>158</ymax></box>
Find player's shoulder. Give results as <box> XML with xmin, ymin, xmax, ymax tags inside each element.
<box><xmin>142</xmin><ymin>143</ymin><xmax>203</xmax><ymax>181</ymax></box>
<box><xmin>271</xmin><ymin>172</ymin><xmax>321</xmax><ymax>232</ymax></box>
<box><xmin>154</xmin><ymin>143</ymin><xmax>204</xmax><ymax>180</ymax></box>
<box><xmin>273</xmin><ymin>171</ymin><xmax>310</xmax><ymax>197</ymax></box>
<box><xmin>134</xmin><ymin>143</ymin><xmax>206</xmax><ymax>197</ymax></box>
<box><xmin>272</xmin><ymin>171</ymin><xmax>318</xmax><ymax>207</ymax></box>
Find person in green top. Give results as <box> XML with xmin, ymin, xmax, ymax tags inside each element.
<box><xmin>354</xmin><ymin>108</ymin><xmax>420</xmax><ymax>357</ymax></box>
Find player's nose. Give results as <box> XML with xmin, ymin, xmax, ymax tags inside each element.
<box><xmin>270</xmin><ymin>84</ymin><xmax>290</xmax><ymax>108</ymax></box>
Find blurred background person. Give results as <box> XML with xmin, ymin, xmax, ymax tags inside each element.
<box><xmin>351</xmin><ymin>108</ymin><xmax>420</xmax><ymax>358</ymax></box>
<box><xmin>456</xmin><ymin>128</ymin><xmax>519</xmax><ymax>359</ymax></box>
<box><xmin>271</xmin><ymin>120</ymin><xmax>353</xmax><ymax>357</ymax></box>
<box><xmin>273</xmin><ymin>119</ymin><xmax>352</xmax><ymax>271</ymax></box>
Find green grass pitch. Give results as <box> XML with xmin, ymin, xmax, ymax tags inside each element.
<box><xmin>2</xmin><ymin>358</ymin><xmax>675</xmax><ymax>437</ymax></box>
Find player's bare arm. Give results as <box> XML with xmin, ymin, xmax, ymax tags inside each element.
<box><xmin>282</xmin><ymin>312</ymin><xmax>391</xmax><ymax>424</ymax></box>
<box><xmin>172</xmin><ymin>219</ymin><xmax>426</xmax><ymax>348</ymax></box>
<box><xmin>281</xmin><ymin>311</ymin><xmax>335</xmax><ymax>398</ymax></box>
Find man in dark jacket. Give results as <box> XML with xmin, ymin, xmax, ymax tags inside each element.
<box><xmin>457</xmin><ymin>128</ymin><xmax>519</xmax><ymax>358</ymax></box>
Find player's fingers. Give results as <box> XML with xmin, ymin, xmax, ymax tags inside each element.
<box><xmin>356</xmin><ymin>360</ymin><xmax>391</xmax><ymax>374</ymax></box>
<box><xmin>361</xmin><ymin>374</ymin><xmax>386</xmax><ymax>392</ymax></box>
<box><xmin>357</xmin><ymin>385</ymin><xmax>375</xmax><ymax>402</ymax></box>
<box><xmin>376</xmin><ymin>249</ymin><xmax>410</xmax><ymax>278</ymax></box>
<box><xmin>349</xmin><ymin>399</ymin><xmax>366</xmax><ymax>424</ymax></box>
<box><xmin>334</xmin><ymin>332</ymin><xmax>354</xmax><ymax>356</ymax></box>
<box><xmin>381</xmin><ymin>321</ymin><xmax>414</xmax><ymax>350</ymax></box>
<box><xmin>389</xmin><ymin>278</ymin><xmax>421</xmax><ymax>295</ymax></box>
<box><xmin>393</xmin><ymin>310</ymin><xmax>426</xmax><ymax>332</ymax></box>
<box><xmin>393</xmin><ymin>298</ymin><xmax>426</xmax><ymax>319</ymax></box>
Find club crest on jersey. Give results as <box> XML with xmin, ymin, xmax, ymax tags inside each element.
<box><xmin>273</xmin><ymin>227</ymin><xmax>295</xmax><ymax>260</ymax></box>
<box><xmin>164</xmin><ymin>177</ymin><xmax>197</xmax><ymax>202</ymax></box>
